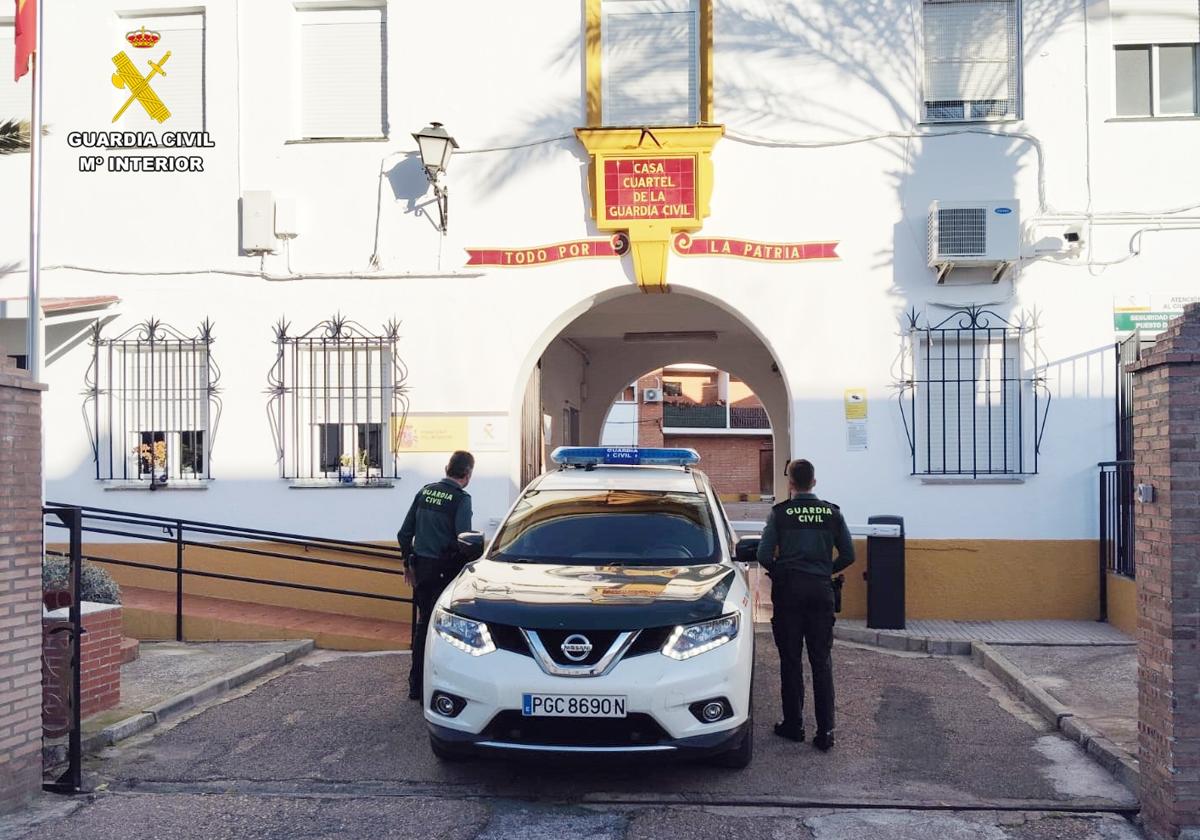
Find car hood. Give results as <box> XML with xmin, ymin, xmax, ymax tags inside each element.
<box><xmin>446</xmin><ymin>559</ymin><xmax>737</xmax><ymax>630</ymax></box>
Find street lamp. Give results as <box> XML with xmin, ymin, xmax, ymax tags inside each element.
<box><xmin>412</xmin><ymin>122</ymin><xmax>458</xmax><ymax>234</ymax></box>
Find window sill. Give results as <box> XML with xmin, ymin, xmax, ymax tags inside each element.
<box><xmin>917</xmin><ymin>476</ymin><xmax>1026</xmax><ymax>485</ymax></box>
<box><xmin>1105</xmin><ymin>116</ymin><xmax>1200</xmax><ymax>123</ymax></box>
<box><xmin>102</xmin><ymin>481</ymin><xmax>209</xmax><ymax>491</ymax></box>
<box><xmin>285</xmin><ymin>136</ymin><xmax>390</xmax><ymax>145</ymax></box>
<box><xmin>918</xmin><ymin>117</ymin><xmax>1022</xmax><ymax>127</ymax></box>
<box><xmin>288</xmin><ymin>479</ymin><xmax>395</xmax><ymax>489</ymax></box>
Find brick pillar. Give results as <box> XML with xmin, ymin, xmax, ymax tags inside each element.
<box><xmin>0</xmin><ymin>354</ymin><xmax>46</xmax><ymax>814</ymax></box>
<box><xmin>1129</xmin><ymin>303</ymin><xmax>1200</xmax><ymax>840</ymax></box>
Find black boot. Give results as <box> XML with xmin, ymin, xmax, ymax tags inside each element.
<box><xmin>408</xmin><ymin>680</ymin><xmax>422</xmax><ymax>701</ymax></box>
<box><xmin>773</xmin><ymin>721</ymin><xmax>805</xmax><ymax>742</ymax></box>
<box><xmin>813</xmin><ymin>730</ymin><xmax>834</xmax><ymax>751</ymax></box>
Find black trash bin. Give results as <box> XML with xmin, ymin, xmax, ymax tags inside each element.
<box><xmin>865</xmin><ymin>514</ymin><xmax>905</xmax><ymax>630</ymax></box>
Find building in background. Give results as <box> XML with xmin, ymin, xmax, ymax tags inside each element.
<box><xmin>602</xmin><ymin>366</ymin><xmax>773</xmax><ymax>501</ymax></box>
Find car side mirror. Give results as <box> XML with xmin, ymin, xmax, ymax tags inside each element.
<box><xmin>735</xmin><ymin>536</ymin><xmax>760</xmax><ymax>565</ymax></box>
<box><xmin>458</xmin><ymin>531</ymin><xmax>486</xmax><ymax>563</ymax></box>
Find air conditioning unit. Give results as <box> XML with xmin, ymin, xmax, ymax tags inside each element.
<box><xmin>928</xmin><ymin>200</ymin><xmax>1019</xmax><ymax>284</ymax></box>
<box><xmin>643</xmin><ymin>387</ymin><xmax>663</xmax><ymax>403</ymax></box>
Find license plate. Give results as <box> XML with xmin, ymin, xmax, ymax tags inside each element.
<box><xmin>521</xmin><ymin>693</ymin><xmax>627</xmax><ymax>718</ymax></box>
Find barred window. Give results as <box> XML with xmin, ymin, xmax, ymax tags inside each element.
<box><xmin>86</xmin><ymin>319</ymin><xmax>220</xmax><ymax>483</ymax></box>
<box><xmin>899</xmin><ymin>308</ymin><xmax>1048</xmax><ymax>477</ymax></box>
<box><xmin>268</xmin><ymin>316</ymin><xmax>409</xmax><ymax>483</ymax></box>
<box><xmin>923</xmin><ymin>0</ymin><xmax>1020</xmax><ymax>122</ymax></box>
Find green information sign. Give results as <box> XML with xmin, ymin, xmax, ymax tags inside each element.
<box><xmin>1113</xmin><ymin>311</ymin><xmax>1178</xmax><ymax>332</ymax></box>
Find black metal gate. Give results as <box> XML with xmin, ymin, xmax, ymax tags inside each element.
<box><xmin>41</xmin><ymin>505</ymin><xmax>84</xmax><ymax>794</ymax></box>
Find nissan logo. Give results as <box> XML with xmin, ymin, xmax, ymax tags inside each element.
<box><xmin>560</xmin><ymin>634</ymin><xmax>593</xmax><ymax>662</ymax></box>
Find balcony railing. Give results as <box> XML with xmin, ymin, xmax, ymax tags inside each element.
<box><xmin>662</xmin><ymin>404</ymin><xmax>770</xmax><ymax>430</ymax></box>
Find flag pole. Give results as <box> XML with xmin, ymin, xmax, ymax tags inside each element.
<box><xmin>25</xmin><ymin>0</ymin><xmax>44</xmax><ymax>383</ymax></box>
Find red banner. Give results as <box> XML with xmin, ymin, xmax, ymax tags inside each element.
<box><xmin>602</xmin><ymin>157</ymin><xmax>697</xmax><ymax>223</ymax></box>
<box><xmin>672</xmin><ymin>233</ymin><xmax>839</xmax><ymax>262</ymax></box>
<box><xmin>465</xmin><ymin>235</ymin><xmax>629</xmax><ymax>268</ymax></box>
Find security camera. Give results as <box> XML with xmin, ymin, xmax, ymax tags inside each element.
<box><xmin>1063</xmin><ymin>225</ymin><xmax>1084</xmax><ymax>245</ymax></box>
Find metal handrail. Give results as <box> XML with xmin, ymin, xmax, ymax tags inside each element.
<box><xmin>43</xmin><ymin>503</ymin><xmax>412</xmax><ymax>643</ymax></box>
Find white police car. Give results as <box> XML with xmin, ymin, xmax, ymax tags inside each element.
<box><xmin>423</xmin><ymin>447</ymin><xmax>755</xmax><ymax>768</ymax></box>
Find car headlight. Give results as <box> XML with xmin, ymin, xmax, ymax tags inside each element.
<box><xmin>433</xmin><ymin>607</ymin><xmax>496</xmax><ymax>656</ymax></box>
<box><xmin>662</xmin><ymin>612</ymin><xmax>739</xmax><ymax>660</ymax></box>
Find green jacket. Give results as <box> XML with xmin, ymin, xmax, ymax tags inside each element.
<box><xmin>397</xmin><ymin>478</ymin><xmax>472</xmax><ymax>565</ymax></box>
<box><xmin>756</xmin><ymin>492</ymin><xmax>855</xmax><ymax>579</ymax></box>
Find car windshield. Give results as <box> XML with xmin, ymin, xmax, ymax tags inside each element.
<box><xmin>490</xmin><ymin>489</ymin><xmax>720</xmax><ymax>566</ymax></box>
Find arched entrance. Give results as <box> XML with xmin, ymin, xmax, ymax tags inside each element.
<box><xmin>511</xmin><ymin>287</ymin><xmax>792</xmax><ymax>500</ymax></box>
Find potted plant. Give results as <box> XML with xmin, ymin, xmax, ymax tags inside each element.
<box><xmin>134</xmin><ymin>439</ymin><xmax>169</xmax><ymax>489</ymax></box>
<box><xmin>338</xmin><ymin>454</ymin><xmax>354</xmax><ymax>484</ymax></box>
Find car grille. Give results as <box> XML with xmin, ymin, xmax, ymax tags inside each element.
<box><xmin>482</xmin><ymin>711</ymin><xmax>670</xmax><ymax>747</ymax></box>
<box><xmin>485</xmin><ymin>623</ymin><xmax>677</xmax><ymax>661</ymax></box>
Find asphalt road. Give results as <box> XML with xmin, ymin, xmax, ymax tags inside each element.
<box><xmin>4</xmin><ymin>639</ymin><xmax>1142</xmax><ymax>839</ymax></box>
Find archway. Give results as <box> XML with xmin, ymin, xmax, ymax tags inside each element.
<box><xmin>511</xmin><ymin>287</ymin><xmax>793</xmax><ymax>500</ymax></box>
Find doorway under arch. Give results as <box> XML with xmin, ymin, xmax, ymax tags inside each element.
<box><xmin>512</xmin><ymin>287</ymin><xmax>793</xmax><ymax>500</ymax></box>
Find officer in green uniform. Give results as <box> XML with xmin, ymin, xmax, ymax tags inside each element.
<box><xmin>757</xmin><ymin>458</ymin><xmax>855</xmax><ymax>750</ymax></box>
<box><xmin>398</xmin><ymin>450</ymin><xmax>474</xmax><ymax>701</ymax></box>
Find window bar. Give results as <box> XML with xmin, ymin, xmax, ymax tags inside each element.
<box><xmin>985</xmin><ymin>328</ymin><xmax>994</xmax><ymax>475</ymax></box>
<box><xmin>910</xmin><ymin>331</ymin><xmax>917</xmax><ymax>475</ymax></box>
<box><xmin>1001</xmin><ymin>334</ymin><xmax>1009</xmax><ymax>474</ymax></box>
<box><xmin>1019</xmin><ymin>329</ymin><xmax>1027</xmax><ymax>475</ymax></box>
<box><xmin>133</xmin><ymin>340</ymin><xmax>141</xmax><ymax>480</ymax></box>
<box><xmin>1029</xmin><ymin>330</ymin><xmax>1036</xmax><ymax>475</ymax></box>
<box><xmin>924</xmin><ymin>329</ymin><xmax>931</xmax><ymax>474</ymax></box>
<box><xmin>970</xmin><ymin>331</ymin><xmax>978</xmax><ymax>478</ymax></box>
<box><xmin>92</xmin><ymin>335</ymin><xmax>101</xmax><ymax>480</ymax></box>
<box><xmin>956</xmin><ymin>329</ymin><xmax>963</xmax><ymax>475</ymax></box>
<box><xmin>291</xmin><ymin>336</ymin><xmax>300</xmax><ymax>479</ymax></box>
<box><xmin>939</xmin><ymin>329</ymin><xmax>947</xmax><ymax>474</ymax></box>
<box><xmin>352</xmin><ymin>337</ymin><xmax>359</xmax><ymax>478</ymax></box>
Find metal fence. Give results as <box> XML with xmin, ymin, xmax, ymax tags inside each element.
<box><xmin>662</xmin><ymin>404</ymin><xmax>770</xmax><ymax>430</ymax></box>
<box><xmin>1099</xmin><ymin>460</ymin><xmax>1136</xmax><ymax>581</ymax></box>
<box><xmin>43</xmin><ymin>504</ymin><xmax>413</xmax><ymax>645</ymax></box>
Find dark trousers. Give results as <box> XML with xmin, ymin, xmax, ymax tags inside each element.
<box><xmin>770</xmin><ymin>573</ymin><xmax>836</xmax><ymax>734</ymax></box>
<box><xmin>408</xmin><ymin>557</ymin><xmax>457</xmax><ymax>694</ymax></box>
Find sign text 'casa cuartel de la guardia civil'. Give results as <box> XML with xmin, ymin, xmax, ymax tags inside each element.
<box><xmin>464</xmin><ymin>126</ymin><xmax>839</xmax><ymax>292</ymax></box>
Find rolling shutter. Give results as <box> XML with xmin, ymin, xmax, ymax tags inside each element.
<box><xmin>923</xmin><ymin>0</ymin><xmax>1016</xmax><ymax>103</ymax></box>
<box><xmin>299</xmin><ymin>8</ymin><xmax>386</xmax><ymax>139</ymax></box>
<box><xmin>1111</xmin><ymin>0</ymin><xmax>1200</xmax><ymax>45</ymax></box>
<box><xmin>116</xmin><ymin>13</ymin><xmax>205</xmax><ymax>132</ymax></box>
<box><xmin>0</xmin><ymin>23</ymin><xmax>30</xmax><ymax>122</ymax></box>
<box><xmin>602</xmin><ymin>0</ymin><xmax>698</xmax><ymax>126</ymax></box>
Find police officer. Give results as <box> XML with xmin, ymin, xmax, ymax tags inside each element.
<box><xmin>398</xmin><ymin>450</ymin><xmax>474</xmax><ymax>701</ymax></box>
<box><xmin>757</xmin><ymin>458</ymin><xmax>855</xmax><ymax>751</ymax></box>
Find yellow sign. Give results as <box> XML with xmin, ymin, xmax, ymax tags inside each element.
<box><xmin>575</xmin><ymin>126</ymin><xmax>723</xmax><ymax>292</ymax></box>
<box><xmin>392</xmin><ymin>415</ymin><xmax>509</xmax><ymax>453</ymax></box>
<box><xmin>111</xmin><ymin>50</ymin><xmax>172</xmax><ymax>124</ymax></box>
<box><xmin>844</xmin><ymin>389</ymin><xmax>868</xmax><ymax>420</ymax></box>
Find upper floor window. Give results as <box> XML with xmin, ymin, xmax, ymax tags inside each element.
<box><xmin>600</xmin><ymin>0</ymin><xmax>701</xmax><ymax>126</ymax></box>
<box><xmin>296</xmin><ymin>5</ymin><xmax>387</xmax><ymax>140</ymax></box>
<box><xmin>116</xmin><ymin>12</ymin><xmax>206</xmax><ymax>131</ymax></box>
<box><xmin>1115</xmin><ymin>45</ymin><xmax>1198</xmax><ymax>117</ymax></box>
<box><xmin>1111</xmin><ymin>0</ymin><xmax>1199</xmax><ymax>117</ymax></box>
<box><xmin>268</xmin><ymin>316</ymin><xmax>409</xmax><ymax>483</ymax></box>
<box><xmin>0</xmin><ymin>20</ymin><xmax>30</xmax><ymax>125</ymax></box>
<box><xmin>86</xmin><ymin>319</ymin><xmax>221</xmax><ymax>484</ymax></box>
<box><xmin>922</xmin><ymin>0</ymin><xmax>1020</xmax><ymax>122</ymax></box>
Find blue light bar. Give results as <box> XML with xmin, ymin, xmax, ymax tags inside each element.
<box><xmin>550</xmin><ymin>446</ymin><xmax>701</xmax><ymax>467</ymax></box>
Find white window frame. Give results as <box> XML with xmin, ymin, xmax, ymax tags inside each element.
<box><xmin>601</xmin><ymin>0</ymin><xmax>701</xmax><ymax>127</ymax></box>
<box><xmin>1113</xmin><ymin>43</ymin><xmax>1200</xmax><ymax>118</ymax></box>
<box><xmin>919</xmin><ymin>0</ymin><xmax>1023</xmax><ymax>124</ymax></box>
<box><xmin>291</xmin><ymin>1</ymin><xmax>388</xmax><ymax>142</ymax></box>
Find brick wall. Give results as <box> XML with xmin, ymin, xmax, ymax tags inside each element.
<box><xmin>43</xmin><ymin>605</ymin><xmax>123</xmax><ymax>723</ymax></box>
<box><xmin>664</xmin><ymin>433</ymin><xmax>772</xmax><ymax>497</ymax></box>
<box><xmin>1129</xmin><ymin>303</ymin><xmax>1200</xmax><ymax>840</ymax></box>
<box><xmin>0</xmin><ymin>355</ymin><xmax>46</xmax><ymax>814</ymax></box>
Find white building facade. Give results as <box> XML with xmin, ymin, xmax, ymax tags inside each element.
<box><xmin>1</xmin><ymin>0</ymin><xmax>1197</xmax><ymax>623</ymax></box>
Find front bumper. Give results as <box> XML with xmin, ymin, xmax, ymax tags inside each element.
<box><xmin>423</xmin><ymin>621</ymin><xmax>752</xmax><ymax>754</ymax></box>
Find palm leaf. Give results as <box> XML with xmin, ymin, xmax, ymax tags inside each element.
<box><xmin>0</xmin><ymin>120</ymin><xmax>30</xmax><ymax>154</ymax></box>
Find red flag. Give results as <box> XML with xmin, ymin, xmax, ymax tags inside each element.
<box><xmin>14</xmin><ymin>0</ymin><xmax>35</xmax><ymax>82</ymax></box>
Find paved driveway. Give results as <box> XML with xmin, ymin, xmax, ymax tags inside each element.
<box><xmin>5</xmin><ymin>639</ymin><xmax>1141</xmax><ymax>839</ymax></box>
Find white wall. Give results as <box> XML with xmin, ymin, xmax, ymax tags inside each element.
<box><xmin>0</xmin><ymin>0</ymin><xmax>1195</xmax><ymax>542</ymax></box>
